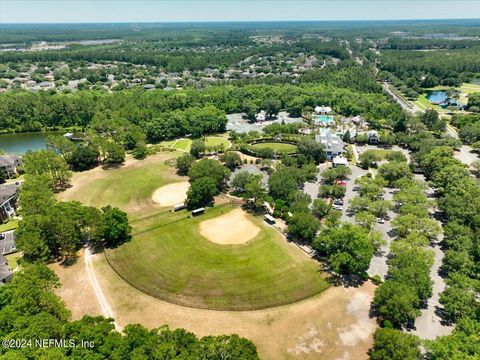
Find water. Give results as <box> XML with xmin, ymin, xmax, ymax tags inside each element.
<box><xmin>426</xmin><ymin>91</ymin><xmax>448</xmax><ymax>104</ymax></box>
<box><xmin>0</xmin><ymin>132</ymin><xmax>61</xmax><ymax>154</ymax></box>
<box><xmin>315</xmin><ymin>115</ymin><xmax>335</xmax><ymax>124</ymax></box>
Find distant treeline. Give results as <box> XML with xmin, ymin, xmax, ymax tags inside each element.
<box><xmin>0</xmin><ymin>84</ymin><xmax>404</xmax><ymax>141</ymax></box>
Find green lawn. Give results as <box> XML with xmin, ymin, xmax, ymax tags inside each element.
<box><xmin>0</xmin><ymin>219</ymin><xmax>20</xmax><ymax>232</ymax></box>
<box><xmin>61</xmin><ymin>157</ymin><xmax>181</xmax><ymax>211</ymax></box>
<box><xmin>5</xmin><ymin>252</ymin><xmax>20</xmax><ymax>270</ymax></box>
<box><xmin>106</xmin><ymin>204</ymin><xmax>329</xmax><ymax>310</ymax></box>
<box><xmin>205</xmin><ymin>137</ymin><xmax>231</xmax><ymax>148</ymax></box>
<box><xmin>172</xmin><ymin>139</ymin><xmax>192</xmax><ymax>152</ymax></box>
<box><xmin>251</xmin><ymin>142</ymin><xmax>298</xmax><ymax>154</ymax></box>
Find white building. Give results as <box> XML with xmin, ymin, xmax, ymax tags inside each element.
<box><xmin>315</xmin><ymin>105</ymin><xmax>332</xmax><ymax>115</ymax></box>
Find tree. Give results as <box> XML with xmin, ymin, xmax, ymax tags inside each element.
<box><xmin>288</xmin><ymin>211</ymin><xmax>320</xmax><ymax>243</ymax></box>
<box><xmin>373</xmin><ymin>281</ymin><xmax>421</xmax><ymax>327</ymax></box>
<box><xmin>263</xmin><ymin>98</ymin><xmax>281</xmax><ymax>119</ymax></box>
<box><xmin>176</xmin><ymin>153</ymin><xmax>195</xmax><ymax>175</ymax></box>
<box><xmin>369</xmin><ymin>328</ymin><xmax>421</xmax><ymax>360</ymax></box>
<box><xmin>221</xmin><ymin>152</ymin><xmax>242</xmax><ymax>170</ymax></box>
<box><xmin>359</xmin><ymin>150</ymin><xmax>381</xmax><ymax>169</ymax></box>
<box><xmin>312</xmin><ymin>199</ymin><xmax>330</xmax><ymax>218</ymax></box>
<box><xmin>186</xmin><ymin>177</ymin><xmax>217</xmax><ymax>209</ymax></box>
<box><xmin>101</xmin><ymin>206</ymin><xmax>132</xmax><ymax>248</ymax></box>
<box><xmin>22</xmin><ymin>149</ymin><xmax>71</xmax><ymax>190</ymax></box>
<box><xmin>189</xmin><ymin>159</ymin><xmax>230</xmax><ymax>190</ymax></box>
<box><xmin>378</xmin><ymin>161</ymin><xmax>412</xmax><ymax>186</ymax></box>
<box><xmin>70</xmin><ymin>145</ymin><xmax>99</xmax><ymax>171</ymax></box>
<box><xmin>268</xmin><ymin>167</ymin><xmax>299</xmax><ymax>203</ymax></box>
<box><xmin>190</xmin><ymin>139</ymin><xmax>206</xmax><ymax>158</ymax></box>
<box><xmin>46</xmin><ymin>134</ymin><xmax>76</xmax><ymax>163</ymax></box>
<box><xmin>244</xmin><ymin>176</ymin><xmax>267</xmax><ymax>213</ymax></box>
<box><xmin>231</xmin><ymin>171</ymin><xmax>254</xmax><ymax>192</ymax></box>
<box><xmin>102</xmin><ymin>142</ymin><xmax>125</xmax><ymax>166</ymax></box>
<box><xmin>314</xmin><ymin>224</ymin><xmax>374</xmax><ymax>275</ymax></box>
<box><xmin>296</xmin><ymin>138</ymin><xmax>326</xmax><ymax>164</ymax></box>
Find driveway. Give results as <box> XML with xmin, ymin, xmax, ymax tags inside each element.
<box><xmin>340</xmin><ymin>165</ymin><xmax>369</xmax><ymax>223</ymax></box>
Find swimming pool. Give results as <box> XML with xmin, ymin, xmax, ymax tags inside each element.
<box><xmin>315</xmin><ymin>115</ymin><xmax>335</xmax><ymax>124</ymax></box>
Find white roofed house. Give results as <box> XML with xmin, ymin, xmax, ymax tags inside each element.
<box><xmin>367</xmin><ymin>130</ymin><xmax>380</xmax><ymax>144</ymax></box>
<box><xmin>314</xmin><ymin>105</ymin><xmax>333</xmax><ymax>115</ymax></box>
<box><xmin>315</xmin><ymin>133</ymin><xmax>345</xmax><ymax>160</ymax></box>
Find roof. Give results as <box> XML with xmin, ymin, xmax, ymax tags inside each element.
<box><xmin>0</xmin><ymin>184</ymin><xmax>20</xmax><ymax>204</ymax></box>
<box><xmin>333</xmin><ymin>156</ymin><xmax>349</xmax><ymax>166</ymax></box>
<box><xmin>315</xmin><ymin>105</ymin><xmax>332</xmax><ymax>114</ymax></box>
<box><xmin>315</xmin><ymin>133</ymin><xmax>345</xmax><ymax>154</ymax></box>
<box><xmin>0</xmin><ymin>155</ymin><xmax>21</xmax><ymax>168</ymax></box>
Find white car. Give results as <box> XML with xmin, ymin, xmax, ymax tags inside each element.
<box><xmin>376</xmin><ymin>218</ymin><xmax>385</xmax><ymax>224</ymax></box>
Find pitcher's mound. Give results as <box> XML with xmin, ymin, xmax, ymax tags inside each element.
<box><xmin>199</xmin><ymin>209</ymin><xmax>261</xmax><ymax>245</ymax></box>
<box><xmin>152</xmin><ymin>182</ymin><xmax>190</xmax><ymax>207</ymax></box>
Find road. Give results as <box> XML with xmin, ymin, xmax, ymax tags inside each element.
<box><xmin>411</xmin><ymin>174</ymin><xmax>454</xmax><ymax>339</ymax></box>
<box><xmin>446</xmin><ymin>125</ymin><xmax>479</xmax><ymax>169</ymax></box>
<box><xmin>382</xmin><ymin>82</ymin><xmax>423</xmax><ymax>114</ymax></box>
<box><xmin>84</xmin><ymin>247</ymin><xmax>121</xmax><ymax>331</ymax></box>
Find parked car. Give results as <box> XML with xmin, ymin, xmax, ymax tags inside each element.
<box><xmin>0</xmin><ymin>233</ymin><xmax>5</xmax><ymax>240</ymax></box>
<box><xmin>376</xmin><ymin>218</ymin><xmax>385</xmax><ymax>224</ymax></box>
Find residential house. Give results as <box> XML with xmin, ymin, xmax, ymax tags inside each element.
<box><xmin>0</xmin><ymin>183</ymin><xmax>21</xmax><ymax>223</ymax></box>
<box><xmin>0</xmin><ymin>155</ymin><xmax>22</xmax><ymax>178</ymax></box>
<box><xmin>315</xmin><ymin>133</ymin><xmax>345</xmax><ymax>160</ymax></box>
<box><xmin>315</xmin><ymin>105</ymin><xmax>332</xmax><ymax>115</ymax></box>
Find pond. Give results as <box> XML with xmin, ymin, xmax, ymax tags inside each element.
<box><xmin>425</xmin><ymin>90</ymin><xmax>448</xmax><ymax>105</ymax></box>
<box><xmin>0</xmin><ymin>132</ymin><xmax>62</xmax><ymax>154</ymax></box>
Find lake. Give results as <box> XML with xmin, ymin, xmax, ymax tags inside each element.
<box><xmin>0</xmin><ymin>132</ymin><xmax>61</xmax><ymax>154</ymax></box>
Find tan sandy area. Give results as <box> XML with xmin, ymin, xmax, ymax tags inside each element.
<box><xmin>151</xmin><ymin>181</ymin><xmax>190</xmax><ymax>207</ymax></box>
<box><xmin>199</xmin><ymin>208</ymin><xmax>260</xmax><ymax>245</ymax></box>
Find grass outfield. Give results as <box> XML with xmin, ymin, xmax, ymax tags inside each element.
<box><xmin>58</xmin><ymin>154</ymin><xmax>182</xmax><ymax>211</ymax></box>
<box><xmin>252</xmin><ymin>142</ymin><xmax>298</xmax><ymax>154</ymax></box>
<box><xmin>106</xmin><ymin>204</ymin><xmax>329</xmax><ymax>310</ymax></box>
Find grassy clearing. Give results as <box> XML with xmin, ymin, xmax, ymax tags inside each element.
<box><xmin>106</xmin><ymin>204</ymin><xmax>329</xmax><ymax>310</ymax></box>
<box><xmin>205</xmin><ymin>137</ymin><xmax>231</xmax><ymax>148</ymax></box>
<box><xmin>172</xmin><ymin>139</ymin><xmax>192</xmax><ymax>152</ymax></box>
<box><xmin>0</xmin><ymin>219</ymin><xmax>20</xmax><ymax>232</ymax></box>
<box><xmin>252</xmin><ymin>142</ymin><xmax>298</xmax><ymax>154</ymax></box>
<box><xmin>5</xmin><ymin>252</ymin><xmax>20</xmax><ymax>269</ymax></box>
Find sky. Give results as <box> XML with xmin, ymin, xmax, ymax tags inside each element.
<box><xmin>1</xmin><ymin>0</ymin><xmax>480</xmax><ymax>24</ymax></box>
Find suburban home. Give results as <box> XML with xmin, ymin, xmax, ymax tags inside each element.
<box><xmin>315</xmin><ymin>133</ymin><xmax>345</xmax><ymax>160</ymax></box>
<box><xmin>0</xmin><ymin>183</ymin><xmax>21</xmax><ymax>223</ymax></box>
<box><xmin>314</xmin><ymin>105</ymin><xmax>332</xmax><ymax>115</ymax></box>
<box><xmin>367</xmin><ymin>130</ymin><xmax>380</xmax><ymax>144</ymax></box>
<box><xmin>0</xmin><ymin>155</ymin><xmax>22</xmax><ymax>179</ymax></box>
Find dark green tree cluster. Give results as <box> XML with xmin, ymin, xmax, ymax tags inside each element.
<box><xmin>0</xmin><ymin>264</ymin><xmax>259</xmax><ymax>359</ymax></box>
<box><xmin>186</xmin><ymin>159</ymin><xmax>230</xmax><ymax>209</ymax></box>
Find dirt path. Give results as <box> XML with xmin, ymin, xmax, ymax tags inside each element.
<box><xmin>84</xmin><ymin>247</ymin><xmax>121</xmax><ymax>331</ymax></box>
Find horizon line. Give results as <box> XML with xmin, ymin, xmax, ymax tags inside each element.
<box><xmin>3</xmin><ymin>17</ymin><xmax>480</xmax><ymax>25</ymax></box>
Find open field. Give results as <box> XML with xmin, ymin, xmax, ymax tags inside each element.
<box><xmin>205</xmin><ymin>136</ymin><xmax>231</xmax><ymax>148</ymax></box>
<box><xmin>173</xmin><ymin>139</ymin><xmax>192</xmax><ymax>152</ymax></box>
<box><xmin>252</xmin><ymin>142</ymin><xmax>298</xmax><ymax>154</ymax></box>
<box><xmin>58</xmin><ymin>152</ymin><xmax>184</xmax><ymax>213</ymax></box>
<box><xmin>54</xmin><ymin>248</ymin><xmax>377</xmax><ymax>360</ymax></box>
<box><xmin>106</xmin><ymin>204</ymin><xmax>329</xmax><ymax>310</ymax></box>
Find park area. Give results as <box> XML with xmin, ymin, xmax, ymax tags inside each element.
<box><xmin>58</xmin><ymin>151</ymin><xmax>329</xmax><ymax>310</ymax></box>
<box><xmin>160</xmin><ymin>136</ymin><xmax>231</xmax><ymax>153</ymax></box>
<box><xmin>251</xmin><ymin>142</ymin><xmax>298</xmax><ymax>154</ymax></box>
